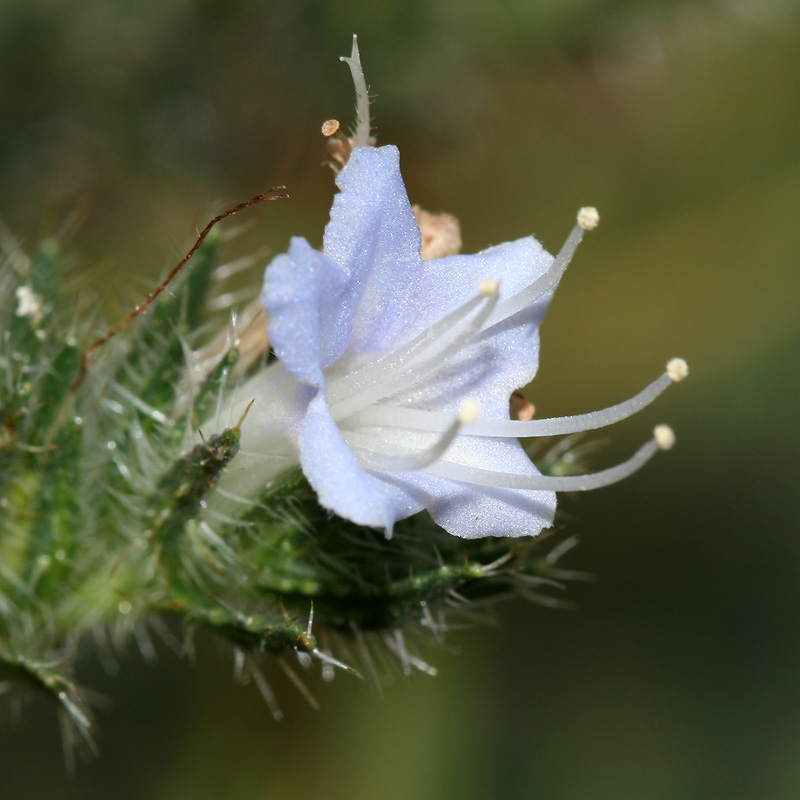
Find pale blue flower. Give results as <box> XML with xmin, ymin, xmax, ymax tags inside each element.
<box><xmin>230</xmin><ymin>143</ymin><xmax>686</xmax><ymax>539</ymax></box>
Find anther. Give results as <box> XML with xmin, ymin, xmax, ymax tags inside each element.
<box><xmin>321</xmin><ymin>120</ymin><xmax>340</xmax><ymax>137</ymax></box>
<box><xmin>666</xmin><ymin>358</ymin><xmax>689</xmax><ymax>382</ymax></box>
<box><xmin>577</xmin><ymin>207</ymin><xmax>599</xmax><ymax>231</ymax></box>
<box><xmin>653</xmin><ymin>424</ymin><xmax>676</xmax><ymax>451</ymax></box>
<box><xmin>458</xmin><ymin>398</ymin><xmax>481</xmax><ymax>424</ymax></box>
<box><xmin>479</xmin><ymin>278</ymin><xmax>499</xmax><ymax>297</ymax></box>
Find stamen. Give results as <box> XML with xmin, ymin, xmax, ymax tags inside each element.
<box><xmin>350</xmin><ymin>359</ymin><xmax>688</xmax><ymax>438</ymax></box>
<box><xmin>666</xmin><ymin>358</ymin><xmax>688</xmax><ymax>382</ymax></box>
<box><xmin>328</xmin><ymin>282</ymin><xmax>499</xmax><ymax>417</ymax></box>
<box><xmin>340</xmin><ymin>35</ymin><xmax>371</xmax><ymax>148</ymax></box>
<box><xmin>484</xmin><ymin>207</ymin><xmax>599</xmax><ymax>329</ymax></box>
<box><xmin>353</xmin><ymin>399</ymin><xmax>480</xmax><ymax>472</ymax></box>
<box><xmin>653</xmin><ymin>424</ymin><xmax>675</xmax><ymax>450</ymax></box>
<box><xmin>425</xmin><ymin>426</ymin><xmax>670</xmax><ymax>491</ymax></box>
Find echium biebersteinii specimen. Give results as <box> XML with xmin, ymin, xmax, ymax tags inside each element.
<box><xmin>211</xmin><ymin>37</ymin><xmax>687</xmax><ymax>537</ymax></box>
<box><xmin>0</xmin><ymin>36</ymin><xmax>687</xmax><ymax>756</ymax></box>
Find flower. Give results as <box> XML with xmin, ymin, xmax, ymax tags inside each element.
<box><xmin>213</xmin><ymin>37</ymin><xmax>687</xmax><ymax>540</ymax></box>
<box><xmin>221</xmin><ymin>142</ymin><xmax>686</xmax><ymax>540</ymax></box>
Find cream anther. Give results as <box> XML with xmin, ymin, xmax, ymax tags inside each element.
<box><xmin>577</xmin><ymin>207</ymin><xmax>599</xmax><ymax>231</ymax></box>
<box><xmin>479</xmin><ymin>278</ymin><xmax>499</xmax><ymax>297</ymax></box>
<box><xmin>653</xmin><ymin>424</ymin><xmax>676</xmax><ymax>451</ymax></box>
<box><xmin>666</xmin><ymin>358</ymin><xmax>689</xmax><ymax>382</ymax></box>
<box><xmin>321</xmin><ymin>119</ymin><xmax>341</xmax><ymax>137</ymax></box>
<box><xmin>458</xmin><ymin>398</ymin><xmax>481</xmax><ymax>424</ymax></box>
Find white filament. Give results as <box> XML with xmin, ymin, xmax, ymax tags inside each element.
<box><xmin>328</xmin><ymin>282</ymin><xmax>500</xmax><ymax>419</ymax></box>
<box><xmin>353</xmin><ymin>399</ymin><xmax>479</xmax><ymax>472</ymax></box>
<box><xmin>345</xmin><ymin>360</ymin><xmax>684</xmax><ymax>438</ymax></box>
<box><xmin>327</xmin><ymin>291</ymin><xmax>487</xmax><ymax>402</ymax></box>
<box><xmin>329</xmin><ymin>209</ymin><xmax>591</xmax><ymax>415</ymax></box>
<box><xmin>425</xmin><ymin>429</ymin><xmax>665</xmax><ymax>491</ymax></box>
<box><xmin>483</xmin><ymin>215</ymin><xmax>591</xmax><ymax>329</ymax></box>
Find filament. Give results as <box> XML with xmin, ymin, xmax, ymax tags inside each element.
<box><xmin>328</xmin><ymin>290</ymin><xmax>488</xmax><ymax>401</ymax></box>
<box><xmin>346</xmin><ymin>359</ymin><xmax>686</xmax><ymax>438</ymax></box>
<box><xmin>423</xmin><ymin>427</ymin><xmax>672</xmax><ymax>491</ymax></box>
<box><xmin>483</xmin><ymin>208</ymin><xmax>596</xmax><ymax>330</ymax></box>
<box><xmin>351</xmin><ymin>400</ymin><xmax>479</xmax><ymax>472</ymax></box>
<box><xmin>328</xmin><ymin>283</ymin><xmax>499</xmax><ymax>419</ymax></box>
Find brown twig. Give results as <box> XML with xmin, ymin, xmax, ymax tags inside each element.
<box><xmin>72</xmin><ymin>186</ymin><xmax>288</xmax><ymax>391</ymax></box>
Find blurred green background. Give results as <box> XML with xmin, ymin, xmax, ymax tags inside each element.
<box><xmin>2</xmin><ymin>0</ymin><xmax>799</xmax><ymax>798</ymax></box>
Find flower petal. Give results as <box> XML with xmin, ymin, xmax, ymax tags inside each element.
<box><xmin>373</xmin><ymin>238</ymin><xmax>553</xmax><ymax>422</ymax></box>
<box><xmin>427</xmin><ymin>471</ymin><xmax>556</xmax><ymax>539</ymax></box>
<box><xmin>338</xmin><ymin>417</ymin><xmax>555</xmax><ymax>538</ymax></box>
<box><xmin>325</xmin><ymin>146</ymin><xmax>426</xmax><ymax>358</ymax></box>
<box><xmin>359</xmin><ymin>431</ymin><xmax>556</xmax><ymax>539</ymax></box>
<box><xmin>263</xmin><ymin>237</ymin><xmax>354</xmax><ymax>386</ymax></box>
<box><xmin>424</xmin><ymin>435</ymin><xmax>556</xmax><ymax>538</ymax></box>
<box><xmin>298</xmin><ymin>391</ymin><xmax>425</xmax><ymax>533</ymax></box>
<box><xmin>405</xmin><ymin>237</ymin><xmax>554</xmax><ymax>345</ymax></box>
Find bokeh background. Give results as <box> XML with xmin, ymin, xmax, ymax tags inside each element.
<box><xmin>2</xmin><ymin>1</ymin><xmax>799</xmax><ymax>798</ymax></box>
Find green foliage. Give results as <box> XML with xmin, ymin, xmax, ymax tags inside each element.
<box><xmin>0</xmin><ymin>228</ymin><xmax>585</xmax><ymax>757</ymax></box>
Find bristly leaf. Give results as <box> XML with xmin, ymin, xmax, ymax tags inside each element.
<box><xmin>149</xmin><ymin>424</ymin><xmax>243</xmax><ymax>605</ymax></box>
